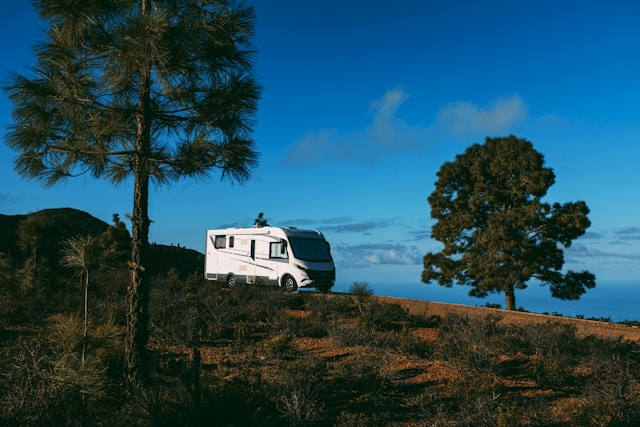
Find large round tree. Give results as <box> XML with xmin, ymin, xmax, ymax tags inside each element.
<box><xmin>4</xmin><ymin>0</ymin><xmax>261</xmax><ymax>386</ymax></box>
<box><xmin>422</xmin><ymin>135</ymin><xmax>595</xmax><ymax>310</ymax></box>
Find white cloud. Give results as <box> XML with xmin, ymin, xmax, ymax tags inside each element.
<box><xmin>368</xmin><ymin>88</ymin><xmax>410</xmax><ymax>145</ymax></box>
<box><xmin>336</xmin><ymin>242</ymin><xmax>423</xmax><ymax>267</ymax></box>
<box><xmin>436</xmin><ymin>94</ymin><xmax>528</xmax><ymax>136</ymax></box>
<box><xmin>281</xmin><ymin>128</ymin><xmax>342</xmax><ymax>164</ymax></box>
<box><xmin>283</xmin><ymin>91</ymin><xmax>531</xmax><ymax>166</ymax></box>
<box><xmin>282</xmin><ymin>87</ymin><xmax>428</xmax><ymax>166</ymax></box>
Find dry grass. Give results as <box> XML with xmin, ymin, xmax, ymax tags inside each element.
<box><xmin>144</xmin><ymin>292</ymin><xmax>640</xmax><ymax>426</ymax></box>
<box><xmin>383</xmin><ymin>296</ymin><xmax>640</xmax><ymax>342</ymax></box>
<box><xmin>4</xmin><ymin>286</ymin><xmax>640</xmax><ymax>426</ymax></box>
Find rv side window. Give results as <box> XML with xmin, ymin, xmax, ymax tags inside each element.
<box><xmin>229</xmin><ymin>236</ymin><xmax>234</xmax><ymax>248</ymax></box>
<box><xmin>269</xmin><ymin>240</ymin><xmax>288</xmax><ymax>259</ymax></box>
<box><xmin>214</xmin><ymin>235</ymin><xmax>226</xmax><ymax>249</ymax></box>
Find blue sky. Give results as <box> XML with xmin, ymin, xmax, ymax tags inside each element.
<box><xmin>1</xmin><ymin>1</ymin><xmax>639</xmax><ymax>293</ymax></box>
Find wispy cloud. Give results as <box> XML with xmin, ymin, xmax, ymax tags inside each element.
<box><xmin>612</xmin><ymin>227</ymin><xmax>640</xmax><ymax>243</ymax></box>
<box><xmin>581</xmin><ymin>231</ymin><xmax>606</xmax><ymax>240</ymax></box>
<box><xmin>282</xmin><ymin>87</ymin><xmax>429</xmax><ymax>166</ymax></box>
<box><xmin>436</xmin><ymin>94</ymin><xmax>528</xmax><ymax>137</ymax></box>
<box><xmin>0</xmin><ymin>192</ymin><xmax>14</xmax><ymax>203</ymax></box>
<box><xmin>335</xmin><ymin>242</ymin><xmax>423</xmax><ymax>267</ymax></box>
<box><xmin>577</xmin><ymin>227</ymin><xmax>640</xmax><ymax>245</ymax></box>
<box><xmin>566</xmin><ymin>243</ymin><xmax>640</xmax><ymax>261</ymax></box>
<box><xmin>322</xmin><ymin>220</ymin><xmax>394</xmax><ymax>234</ymax></box>
<box><xmin>282</xmin><ymin>90</ymin><xmax>532</xmax><ymax>166</ymax></box>
<box><xmin>282</xmin><ymin>216</ymin><xmax>397</xmax><ymax>235</ymax></box>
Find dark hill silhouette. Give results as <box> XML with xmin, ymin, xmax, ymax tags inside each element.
<box><xmin>0</xmin><ymin>208</ymin><xmax>108</xmax><ymax>263</ymax></box>
<box><xmin>0</xmin><ymin>208</ymin><xmax>203</xmax><ymax>278</ymax></box>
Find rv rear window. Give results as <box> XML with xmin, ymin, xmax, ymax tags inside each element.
<box><xmin>214</xmin><ymin>235</ymin><xmax>226</xmax><ymax>249</ymax></box>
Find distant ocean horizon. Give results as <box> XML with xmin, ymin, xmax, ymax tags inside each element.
<box><xmin>331</xmin><ymin>280</ymin><xmax>640</xmax><ymax>322</ymax></box>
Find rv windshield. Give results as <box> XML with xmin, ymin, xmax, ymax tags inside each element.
<box><xmin>288</xmin><ymin>237</ymin><xmax>332</xmax><ymax>262</ymax></box>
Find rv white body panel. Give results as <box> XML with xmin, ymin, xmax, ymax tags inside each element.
<box><xmin>204</xmin><ymin>226</ymin><xmax>335</xmax><ymax>290</ymax></box>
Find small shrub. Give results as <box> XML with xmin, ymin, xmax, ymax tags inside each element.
<box><xmin>276</xmin><ymin>385</ymin><xmax>324</xmax><ymax>426</ymax></box>
<box><xmin>566</xmin><ymin>398</ymin><xmax>640</xmax><ymax>427</ymax></box>
<box><xmin>335</xmin><ymin>411</ymin><xmax>377</xmax><ymax>427</ymax></box>
<box><xmin>331</xmin><ymin>352</ymin><xmax>388</xmax><ymax>397</ymax></box>
<box><xmin>433</xmin><ymin>373</ymin><xmax>512</xmax><ymax>426</ymax></box>
<box><xmin>401</xmin><ymin>389</ymin><xmax>443</xmax><ymax>419</ymax></box>
<box><xmin>435</xmin><ymin>313</ymin><xmax>503</xmax><ymax>371</ymax></box>
<box><xmin>328</xmin><ymin>318</ymin><xmax>371</xmax><ymax>347</ymax></box>
<box><xmin>587</xmin><ymin>315</ymin><xmax>612</xmax><ymax>322</ymax></box>
<box><xmin>304</xmin><ymin>293</ymin><xmax>357</xmax><ymax>320</ymax></box>
<box><xmin>271</xmin><ymin>309</ymin><xmax>328</xmax><ymax>339</ymax></box>
<box><xmin>47</xmin><ymin>313</ymin><xmax>85</xmax><ymax>355</ymax></box>
<box><xmin>359</xmin><ymin>301</ymin><xmax>408</xmax><ymax>331</ymax></box>
<box><xmin>49</xmin><ymin>356</ymin><xmax>110</xmax><ymax>426</ymax></box>
<box><xmin>0</xmin><ymin>336</ymin><xmax>57</xmax><ymax>424</ymax></box>
<box><xmin>579</xmin><ymin>336</ymin><xmax>640</xmax><ymax>400</ymax></box>
<box><xmin>483</xmin><ymin>302</ymin><xmax>502</xmax><ymax>309</ymax></box>
<box><xmin>517</xmin><ymin>322</ymin><xmax>580</xmax><ymax>356</ymax></box>
<box><xmin>233</xmin><ymin>320</ymin><xmax>252</xmax><ymax>341</ymax></box>
<box><xmin>349</xmin><ymin>281</ymin><xmax>374</xmax><ymax>300</ymax></box>
<box><xmin>394</xmin><ymin>327</ymin><xmax>431</xmax><ymax>358</ymax></box>
<box><xmin>259</xmin><ymin>332</ymin><xmax>295</xmax><ymax>358</ymax></box>
<box><xmin>530</xmin><ymin>347</ymin><xmax>575</xmax><ymax>390</ymax></box>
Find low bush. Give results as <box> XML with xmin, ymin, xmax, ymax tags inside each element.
<box><xmin>358</xmin><ymin>300</ymin><xmax>409</xmax><ymax>331</ymax></box>
<box><xmin>434</xmin><ymin>313</ymin><xmax>504</xmax><ymax>371</ymax></box>
<box><xmin>5</xmin><ymin>268</ymin><xmax>640</xmax><ymax>426</ymax></box>
<box><xmin>530</xmin><ymin>347</ymin><xmax>576</xmax><ymax>390</ymax></box>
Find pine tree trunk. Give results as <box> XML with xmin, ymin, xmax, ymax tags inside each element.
<box><xmin>125</xmin><ymin>2</ymin><xmax>152</xmax><ymax>386</ymax></box>
<box><xmin>125</xmin><ymin>121</ymin><xmax>151</xmax><ymax>386</ymax></box>
<box><xmin>83</xmin><ymin>269</ymin><xmax>88</xmax><ymax>368</ymax></box>
<box><xmin>505</xmin><ymin>284</ymin><xmax>516</xmax><ymax>311</ymax></box>
<box><xmin>125</xmin><ymin>172</ymin><xmax>150</xmax><ymax>386</ymax></box>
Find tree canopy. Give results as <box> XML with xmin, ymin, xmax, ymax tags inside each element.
<box><xmin>422</xmin><ymin>135</ymin><xmax>595</xmax><ymax>310</ymax></box>
<box><xmin>5</xmin><ymin>0</ymin><xmax>260</xmax><ymax>186</ymax></box>
<box><xmin>4</xmin><ymin>0</ymin><xmax>261</xmax><ymax>386</ymax></box>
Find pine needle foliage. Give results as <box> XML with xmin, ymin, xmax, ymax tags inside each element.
<box><xmin>4</xmin><ymin>0</ymin><xmax>261</xmax><ymax>386</ymax></box>
<box><xmin>422</xmin><ymin>136</ymin><xmax>595</xmax><ymax>310</ymax></box>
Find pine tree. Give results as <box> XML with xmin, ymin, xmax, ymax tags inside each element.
<box><xmin>4</xmin><ymin>0</ymin><xmax>261</xmax><ymax>386</ymax></box>
<box><xmin>422</xmin><ymin>136</ymin><xmax>595</xmax><ymax>310</ymax></box>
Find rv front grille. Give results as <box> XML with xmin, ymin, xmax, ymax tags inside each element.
<box><xmin>308</xmin><ymin>269</ymin><xmax>336</xmax><ymax>282</ymax></box>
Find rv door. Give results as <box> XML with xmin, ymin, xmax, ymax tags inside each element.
<box><xmin>248</xmin><ymin>239</ymin><xmax>256</xmax><ymax>283</ymax></box>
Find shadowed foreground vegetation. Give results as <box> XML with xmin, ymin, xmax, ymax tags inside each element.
<box><xmin>1</xmin><ymin>208</ymin><xmax>640</xmax><ymax>425</ymax></box>
<box><xmin>2</xmin><ymin>270</ymin><xmax>640</xmax><ymax>426</ymax></box>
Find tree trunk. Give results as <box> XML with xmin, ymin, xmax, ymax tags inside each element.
<box><xmin>82</xmin><ymin>268</ymin><xmax>88</xmax><ymax>368</ymax></box>
<box><xmin>125</xmin><ymin>115</ymin><xmax>151</xmax><ymax>386</ymax></box>
<box><xmin>125</xmin><ymin>1</ymin><xmax>152</xmax><ymax>387</ymax></box>
<box><xmin>505</xmin><ymin>284</ymin><xmax>516</xmax><ymax>311</ymax></box>
<box><xmin>125</xmin><ymin>168</ymin><xmax>150</xmax><ymax>386</ymax></box>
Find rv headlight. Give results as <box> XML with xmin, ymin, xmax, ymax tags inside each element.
<box><xmin>294</xmin><ymin>263</ymin><xmax>308</xmax><ymax>272</ymax></box>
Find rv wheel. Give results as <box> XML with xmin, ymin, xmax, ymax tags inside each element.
<box><xmin>282</xmin><ymin>275</ymin><xmax>298</xmax><ymax>292</ymax></box>
<box><xmin>226</xmin><ymin>274</ymin><xmax>237</xmax><ymax>288</ymax></box>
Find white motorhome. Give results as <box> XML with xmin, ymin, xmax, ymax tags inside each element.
<box><xmin>204</xmin><ymin>226</ymin><xmax>335</xmax><ymax>292</ymax></box>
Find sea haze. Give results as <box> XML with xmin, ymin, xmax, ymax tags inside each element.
<box><xmin>332</xmin><ymin>281</ymin><xmax>640</xmax><ymax>322</ymax></box>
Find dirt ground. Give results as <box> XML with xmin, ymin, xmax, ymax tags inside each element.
<box><xmin>380</xmin><ymin>296</ymin><xmax>640</xmax><ymax>342</ymax></box>
<box><xmin>151</xmin><ymin>292</ymin><xmax>640</xmax><ymax>425</ymax></box>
